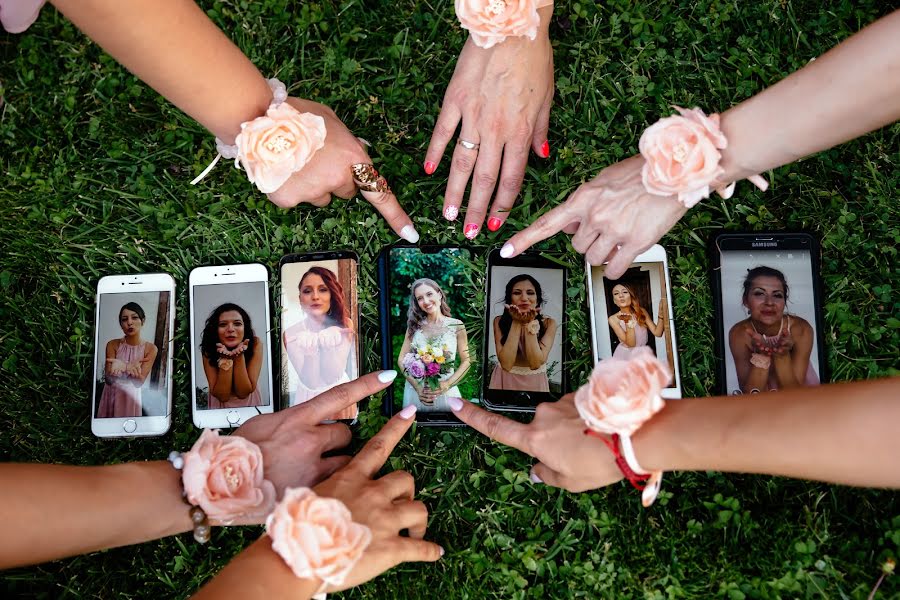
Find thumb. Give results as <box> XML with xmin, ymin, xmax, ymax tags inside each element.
<box><xmin>530</xmin><ymin>462</ymin><xmax>579</xmax><ymax>491</ymax></box>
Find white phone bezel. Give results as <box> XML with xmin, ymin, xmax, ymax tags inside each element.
<box><xmin>189</xmin><ymin>263</ymin><xmax>274</xmax><ymax>429</ymax></box>
<box><xmin>586</xmin><ymin>244</ymin><xmax>682</xmax><ymax>399</ymax></box>
<box><xmin>91</xmin><ymin>273</ymin><xmax>176</xmax><ymax>438</ymax></box>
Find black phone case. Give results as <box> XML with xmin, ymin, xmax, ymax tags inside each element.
<box><xmin>709</xmin><ymin>231</ymin><xmax>828</xmax><ymax>395</ymax></box>
<box><xmin>481</xmin><ymin>249</ymin><xmax>568</xmax><ymax>412</ymax></box>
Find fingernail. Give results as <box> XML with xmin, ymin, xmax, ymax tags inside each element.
<box><xmin>424</xmin><ymin>161</ymin><xmax>436</xmax><ymax>175</ymax></box>
<box><xmin>378</xmin><ymin>370</ymin><xmax>398</xmax><ymax>383</ymax></box>
<box><xmin>541</xmin><ymin>140</ymin><xmax>550</xmax><ymax>158</ymax></box>
<box><xmin>439</xmin><ymin>546</ymin><xmax>445</xmax><ymax>557</ymax></box>
<box><xmin>444</xmin><ymin>205</ymin><xmax>459</xmax><ymax>221</ymax></box>
<box><xmin>487</xmin><ymin>216</ymin><xmax>503</xmax><ymax>232</ymax></box>
<box><xmin>529</xmin><ymin>470</ymin><xmax>543</xmax><ymax>484</ymax></box>
<box><xmin>464</xmin><ymin>223</ymin><xmax>479</xmax><ymax>240</ymax></box>
<box><xmin>398</xmin><ymin>404</ymin><xmax>417</xmax><ymax>419</ymax></box>
<box><xmin>447</xmin><ymin>397</ymin><xmax>463</xmax><ymax>412</ymax></box>
<box><xmin>400</xmin><ymin>225</ymin><xmax>420</xmax><ymax>244</ymax></box>
<box><xmin>500</xmin><ymin>242</ymin><xmax>515</xmax><ymax>258</ymax></box>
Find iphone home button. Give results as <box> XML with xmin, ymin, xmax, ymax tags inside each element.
<box><xmin>123</xmin><ymin>419</ymin><xmax>137</xmax><ymax>433</ymax></box>
<box><xmin>226</xmin><ymin>411</ymin><xmax>241</xmax><ymax>425</ymax></box>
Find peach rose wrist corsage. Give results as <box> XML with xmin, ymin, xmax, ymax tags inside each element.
<box><xmin>574</xmin><ymin>347</ymin><xmax>671</xmax><ymax>507</ymax></box>
<box><xmin>168</xmin><ymin>429</ymin><xmax>277</xmax><ymax>543</ymax></box>
<box><xmin>191</xmin><ymin>78</ymin><xmax>326</xmax><ymax>194</ymax></box>
<box><xmin>639</xmin><ymin>106</ymin><xmax>769</xmax><ymax>208</ymax></box>
<box><xmin>267</xmin><ymin>487</ymin><xmax>372</xmax><ymax>594</ymax></box>
<box><xmin>455</xmin><ymin>0</ymin><xmax>553</xmax><ymax>49</ymax></box>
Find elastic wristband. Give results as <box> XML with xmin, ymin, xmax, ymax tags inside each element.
<box><xmin>167</xmin><ymin>451</ymin><xmax>212</xmax><ymax>544</ymax></box>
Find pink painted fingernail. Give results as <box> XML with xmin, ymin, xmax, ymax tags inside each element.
<box><xmin>424</xmin><ymin>161</ymin><xmax>436</xmax><ymax>175</ymax></box>
<box><xmin>540</xmin><ymin>140</ymin><xmax>550</xmax><ymax>158</ymax></box>
<box><xmin>398</xmin><ymin>404</ymin><xmax>417</xmax><ymax>419</ymax></box>
<box><xmin>487</xmin><ymin>216</ymin><xmax>503</xmax><ymax>232</ymax></box>
<box><xmin>464</xmin><ymin>223</ymin><xmax>479</xmax><ymax>239</ymax></box>
<box><xmin>444</xmin><ymin>205</ymin><xmax>459</xmax><ymax>221</ymax></box>
<box><xmin>500</xmin><ymin>242</ymin><xmax>515</xmax><ymax>258</ymax></box>
<box><xmin>529</xmin><ymin>469</ymin><xmax>543</xmax><ymax>484</ymax></box>
<box><xmin>447</xmin><ymin>397</ymin><xmax>463</xmax><ymax>412</ymax></box>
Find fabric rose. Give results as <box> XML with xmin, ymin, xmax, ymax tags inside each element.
<box><xmin>266</xmin><ymin>487</ymin><xmax>371</xmax><ymax>586</ymax></box>
<box><xmin>574</xmin><ymin>347</ymin><xmax>670</xmax><ymax>436</ymax></box>
<box><xmin>524</xmin><ymin>320</ymin><xmax>541</xmax><ymax>336</ymax></box>
<box><xmin>182</xmin><ymin>429</ymin><xmax>277</xmax><ymax>522</ymax></box>
<box><xmin>234</xmin><ymin>103</ymin><xmax>326</xmax><ymax>194</ymax></box>
<box><xmin>455</xmin><ymin>0</ymin><xmax>549</xmax><ymax>49</ymax></box>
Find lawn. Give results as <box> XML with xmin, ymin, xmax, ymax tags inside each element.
<box><xmin>1</xmin><ymin>0</ymin><xmax>898</xmax><ymax>598</ymax></box>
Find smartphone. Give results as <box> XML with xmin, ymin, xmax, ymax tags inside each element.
<box><xmin>710</xmin><ymin>231</ymin><xmax>827</xmax><ymax>395</ymax></box>
<box><xmin>189</xmin><ymin>263</ymin><xmax>274</xmax><ymax>428</ymax></box>
<box><xmin>279</xmin><ymin>251</ymin><xmax>360</xmax><ymax>421</ymax></box>
<box><xmin>91</xmin><ymin>273</ymin><xmax>175</xmax><ymax>437</ymax></box>
<box><xmin>378</xmin><ymin>245</ymin><xmax>485</xmax><ymax>426</ymax></box>
<box><xmin>586</xmin><ymin>244</ymin><xmax>682</xmax><ymax>398</ymax></box>
<box><xmin>481</xmin><ymin>250</ymin><xmax>567</xmax><ymax>411</ymax></box>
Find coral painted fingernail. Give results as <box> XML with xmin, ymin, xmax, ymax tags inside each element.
<box><xmin>464</xmin><ymin>223</ymin><xmax>479</xmax><ymax>239</ymax></box>
<box><xmin>540</xmin><ymin>140</ymin><xmax>550</xmax><ymax>158</ymax></box>
<box><xmin>487</xmin><ymin>216</ymin><xmax>503</xmax><ymax>232</ymax></box>
<box><xmin>444</xmin><ymin>205</ymin><xmax>459</xmax><ymax>221</ymax></box>
<box><xmin>424</xmin><ymin>161</ymin><xmax>436</xmax><ymax>175</ymax></box>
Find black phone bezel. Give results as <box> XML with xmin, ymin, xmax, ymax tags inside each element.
<box><xmin>481</xmin><ymin>249</ymin><xmax>568</xmax><ymax>411</ymax></box>
<box><xmin>709</xmin><ymin>231</ymin><xmax>828</xmax><ymax>395</ymax></box>
<box><xmin>277</xmin><ymin>251</ymin><xmax>360</xmax><ymax>418</ymax></box>
<box><xmin>378</xmin><ymin>244</ymin><xmax>485</xmax><ymax>427</ymax></box>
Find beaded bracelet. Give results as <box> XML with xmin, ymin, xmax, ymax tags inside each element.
<box><xmin>168</xmin><ymin>451</ymin><xmax>212</xmax><ymax>544</ymax></box>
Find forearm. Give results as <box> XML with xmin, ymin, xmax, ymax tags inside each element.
<box><xmin>446</xmin><ymin>359</ymin><xmax>470</xmax><ymax>389</ymax></box>
<box><xmin>634</xmin><ymin>377</ymin><xmax>900</xmax><ymax>488</ymax></box>
<box><xmin>212</xmin><ymin>368</ymin><xmax>234</xmax><ymax>399</ymax></box>
<box><xmin>522</xmin><ymin>335</ymin><xmax>544</xmax><ymax>369</ymax></box>
<box><xmin>498</xmin><ymin>324</ymin><xmax>521</xmax><ymax>369</ymax></box>
<box><xmin>772</xmin><ymin>355</ymin><xmax>799</xmax><ymax>389</ymax></box>
<box><xmin>232</xmin><ymin>358</ymin><xmax>254</xmax><ymax>398</ymax></box>
<box><xmin>192</xmin><ymin>537</ymin><xmax>318</xmax><ymax>599</ymax></box>
<box><xmin>740</xmin><ymin>364</ymin><xmax>769</xmax><ymax>393</ymax></box>
<box><xmin>0</xmin><ymin>461</ymin><xmax>191</xmax><ymax>569</ymax></box>
<box><xmin>50</xmin><ymin>0</ymin><xmax>271</xmax><ymax>143</ymax></box>
<box><xmin>718</xmin><ymin>11</ymin><xmax>900</xmax><ymax>182</ymax></box>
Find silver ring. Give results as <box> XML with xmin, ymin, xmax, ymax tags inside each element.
<box><xmin>457</xmin><ymin>138</ymin><xmax>480</xmax><ymax>151</ymax></box>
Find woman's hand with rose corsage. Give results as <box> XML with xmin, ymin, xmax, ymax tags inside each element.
<box><xmin>264</xmin><ymin>98</ymin><xmax>418</xmax><ymax>243</ymax></box>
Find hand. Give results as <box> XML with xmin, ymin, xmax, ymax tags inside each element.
<box><xmin>424</xmin><ymin>11</ymin><xmax>554</xmax><ymax>237</ymax></box>
<box><xmin>314</xmin><ymin>405</ymin><xmax>443</xmax><ymax>591</ymax></box>
<box><xmin>125</xmin><ymin>361</ymin><xmax>142</xmax><ymax>378</ymax></box>
<box><xmin>772</xmin><ymin>325</ymin><xmax>795</xmax><ymax>356</ymax></box>
<box><xmin>418</xmin><ymin>385</ymin><xmax>436</xmax><ymax>406</ymax></box>
<box><xmin>746</xmin><ymin>327</ymin><xmax>778</xmax><ymax>356</ymax></box>
<box><xmin>106</xmin><ymin>358</ymin><xmax>125</xmax><ymax>377</ymax></box>
<box><xmin>231</xmin><ymin>371</ymin><xmax>398</xmax><ymax>521</ymax></box>
<box><xmin>449</xmin><ymin>395</ymin><xmax>624</xmax><ymax>492</ymax></box>
<box><xmin>503</xmin><ymin>155</ymin><xmax>689</xmax><ymax>279</ymax></box>
<box><xmin>266</xmin><ymin>98</ymin><xmax>417</xmax><ymax>242</ymax></box>
<box><xmin>506</xmin><ymin>304</ymin><xmax>538</xmax><ymax>324</ymax></box>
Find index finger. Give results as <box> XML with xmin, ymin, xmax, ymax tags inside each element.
<box><xmin>357</xmin><ymin>177</ymin><xmax>419</xmax><ymax>244</ymax></box>
<box><xmin>348</xmin><ymin>404</ymin><xmax>418</xmax><ymax>477</ymax></box>
<box><xmin>501</xmin><ymin>201</ymin><xmax>575</xmax><ymax>258</ymax></box>
<box><xmin>449</xmin><ymin>398</ymin><xmax>534</xmax><ymax>457</ymax></box>
<box><xmin>291</xmin><ymin>370</ymin><xmax>397</xmax><ymax>424</ymax></box>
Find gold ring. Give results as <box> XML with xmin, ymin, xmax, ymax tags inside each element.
<box><xmin>457</xmin><ymin>139</ymin><xmax>480</xmax><ymax>151</ymax></box>
<box><xmin>350</xmin><ymin>163</ymin><xmax>391</xmax><ymax>193</ymax></box>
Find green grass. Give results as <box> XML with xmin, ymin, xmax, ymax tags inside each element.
<box><xmin>2</xmin><ymin>0</ymin><xmax>899</xmax><ymax>598</ymax></box>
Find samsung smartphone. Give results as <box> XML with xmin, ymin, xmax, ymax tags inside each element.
<box><xmin>587</xmin><ymin>244</ymin><xmax>682</xmax><ymax>398</ymax></box>
<box><xmin>189</xmin><ymin>263</ymin><xmax>274</xmax><ymax>428</ymax></box>
<box><xmin>378</xmin><ymin>245</ymin><xmax>485</xmax><ymax>426</ymax></box>
<box><xmin>279</xmin><ymin>251</ymin><xmax>360</xmax><ymax>421</ymax></box>
<box><xmin>710</xmin><ymin>231</ymin><xmax>827</xmax><ymax>395</ymax></box>
<box><xmin>91</xmin><ymin>273</ymin><xmax>175</xmax><ymax>437</ymax></box>
<box><xmin>482</xmin><ymin>249</ymin><xmax>567</xmax><ymax>412</ymax></box>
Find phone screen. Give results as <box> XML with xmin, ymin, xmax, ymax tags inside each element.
<box><xmin>94</xmin><ymin>290</ymin><xmax>172</xmax><ymax>418</ymax></box>
<box><xmin>385</xmin><ymin>246</ymin><xmax>484</xmax><ymax>418</ymax></box>
<box><xmin>590</xmin><ymin>259</ymin><xmax>679</xmax><ymax>390</ymax></box>
<box><xmin>280</xmin><ymin>256</ymin><xmax>359</xmax><ymax>419</ymax></box>
<box><xmin>192</xmin><ymin>281</ymin><xmax>272</xmax><ymax>411</ymax></box>
<box><xmin>483</xmin><ymin>252</ymin><xmax>566</xmax><ymax>407</ymax></box>
<box><xmin>717</xmin><ymin>244</ymin><xmax>822</xmax><ymax>394</ymax></box>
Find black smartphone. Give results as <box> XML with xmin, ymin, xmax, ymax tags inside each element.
<box><xmin>378</xmin><ymin>245</ymin><xmax>485</xmax><ymax>426</ymax></box>
<box><xmin>481</xmin><ymin>249</ymin><xmax>567</xmax><ymax>411</ymax></box>
<box><xmin>278</xmin><ymin>251</ymin><xmax>360</xmax><ymax>422</ymax></box>
<box><xmin>710</xmin><ymin>231</ymin><xmax>827</xmax><ymax>395</ymax></box>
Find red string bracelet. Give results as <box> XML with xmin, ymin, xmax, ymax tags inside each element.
<box><xmin>584</xmin><ymin>430</ymin><xmax>650</xmax><ymax>491</ymax></box>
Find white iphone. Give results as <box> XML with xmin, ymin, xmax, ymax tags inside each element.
<box><xmin>190</xmin><ymin>263</ymin><xmax>274</xmax><ymax>428</ymax></box>
<box><xmin>91</xmin><ymin>273</ymin><xmax>176</xmax><ymax>437</ymax></box>
<box><xmin>586</xmin><ymin>244</ymin><xmax>683</xmax><ymax>398</ymax></box>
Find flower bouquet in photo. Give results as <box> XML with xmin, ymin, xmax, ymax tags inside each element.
<box><xmin>401</xmin><ymin>341</ymin><xmax>453</xmax><ymax>405</ymax></box>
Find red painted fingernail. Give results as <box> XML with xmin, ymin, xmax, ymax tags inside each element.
<box><xmin>487</xmin><ymin>217</ymin><xmax>503</xmax><ymax>232</ymax></box>
<box><xmin>424</xmin><ymin>161</ymin><xmax>436</xmax><ymax>175</ymax></box>
<box><xmin>540</xmin><ymin>140</ymin><xmax>550</xmax><ymax>158</ymax></box>
<box><xmin>464</xmin><ymin>223</ymin><xmax>479</xmax><ymax>239</ymax></box>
